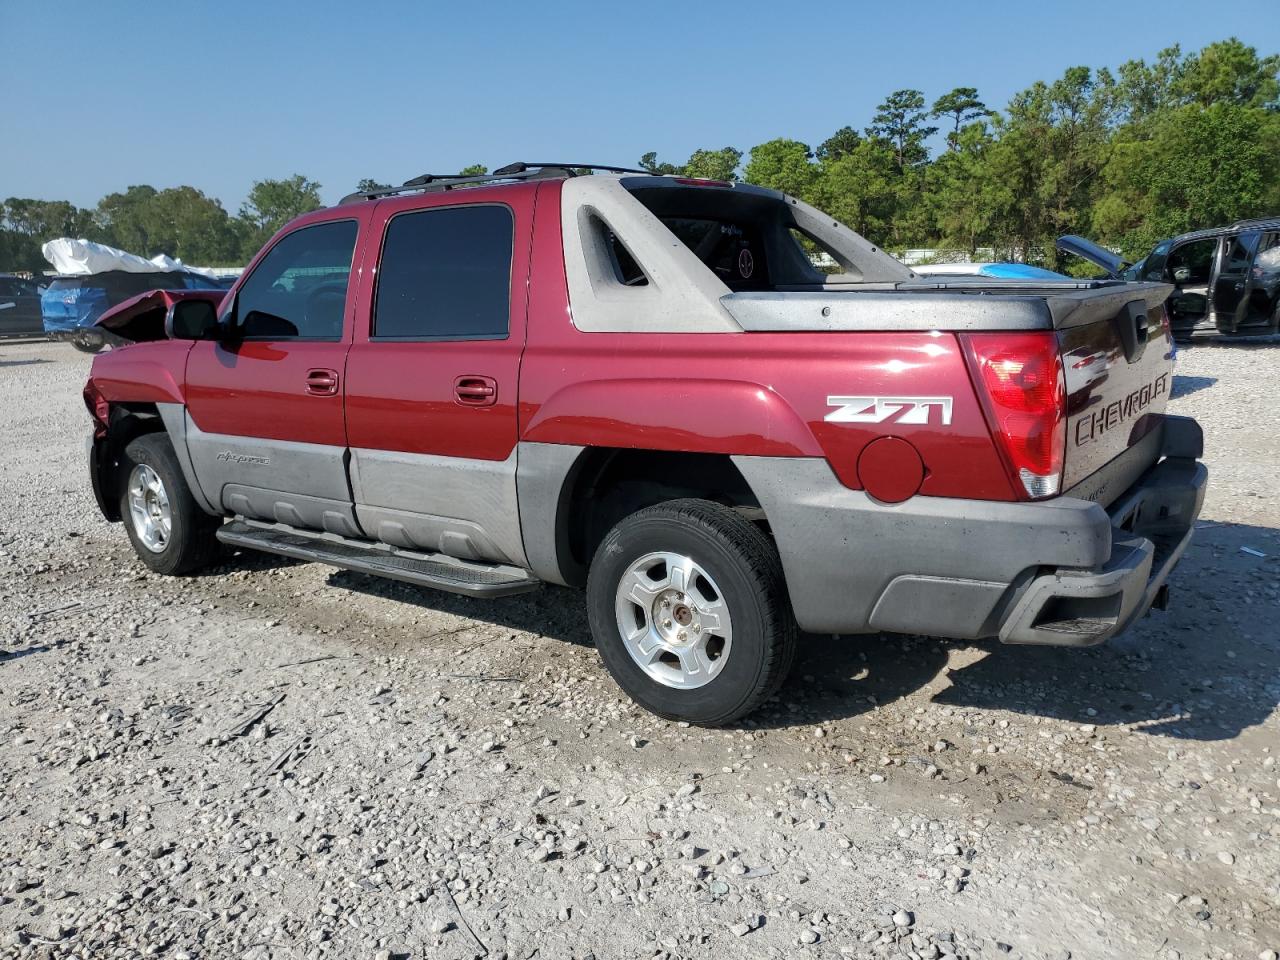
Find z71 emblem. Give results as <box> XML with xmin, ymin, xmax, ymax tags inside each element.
<box><xmin>824</xmin><ymin>395</ymin><xmax>953</xmax><ymax>426</ymax></box>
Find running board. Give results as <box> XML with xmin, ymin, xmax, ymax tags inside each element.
<box><xmin>216</xmin><ymin>519</ymin><xmax>541</xmax><ymax>598</ymax></box>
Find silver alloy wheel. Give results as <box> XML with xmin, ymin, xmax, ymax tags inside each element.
<box><xmin>127</xmin><ymin>463</ymin><xmax>172</xmax><ymax>553</ymax></box>
<box><xmin>614</xmin><ymin>551</ymin><xmax>733</xmax><ymax>690</ymax></box>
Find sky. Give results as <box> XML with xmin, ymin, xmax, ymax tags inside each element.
<box><xmin>2</xmin><ymin>0</ymin><xmax>1279</xmax><ymax>212</ymax></box>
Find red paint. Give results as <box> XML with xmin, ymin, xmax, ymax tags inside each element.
<box><xmin>90</xmin><ymin>339</ymin><xmax>191</xmax><ymax>405</ymax></box>
<box><xmin>857</xmin><ymin>437</ymin><xmax>925</xmax><ymax>503</ymax></box>
<box><xmin>342</xmin><ymin>183</ymin><xmax>536</xmax><ymax>461</ymax></box>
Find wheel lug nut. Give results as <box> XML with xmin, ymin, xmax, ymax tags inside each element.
<box><xmin>662</xmin><ymin>619</ymin><xmax>672</xmax><ymax>629</ymax></box>
<box><xmin>677</xmin><ymin>631</ymin><xmax>687</xmax><ymax>641</ymax></box>
<box><xmin>693</xmin><ymin>624</ymin><xmax>701</xmax><ymax>634</ymax></box>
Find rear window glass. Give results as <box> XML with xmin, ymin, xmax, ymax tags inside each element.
<box><xmin>660</xmin><ymin>217</ymin><xmax>768</xmax><ymax>290</ymax></box>
<box><xmin>374</xmin><ymin>205</ymin><xmax>513</xmax><ymax>340</ymax></box>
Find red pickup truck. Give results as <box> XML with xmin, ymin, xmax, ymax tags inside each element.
<box><xmin>83</xmin><ymin>163</ymin><xmax>1207</xmax><ymax>724</ymax></box>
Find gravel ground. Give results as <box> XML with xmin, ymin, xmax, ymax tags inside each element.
<box><xmin>1</xmin><ymin>336</ymin><xmax>1278</xmax><ymax>960</ymax></box>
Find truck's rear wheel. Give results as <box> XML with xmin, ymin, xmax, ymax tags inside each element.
<box><xmin>119</xmin><ymin>433</ymin><xmax>221</xmax><ymax>575</ymax></box>
<box><xmin>586</xmin><ymin>499</ymin><xmax>795</xmax><ymax>725</ymax></box>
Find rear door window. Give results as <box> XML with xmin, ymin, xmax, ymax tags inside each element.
<box><xmin>373</xmin><ymin>205</ymin><xmax>513</xmax><ymax>340</ymax></box>
<box><xmin>235</xmin><ymin>220</ymin><xmax>358</xmax><ymax>340</ymax></box>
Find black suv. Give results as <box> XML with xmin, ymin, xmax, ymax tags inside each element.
<box><xmin>0</xmin><ymin>274</ymin><xmax>45</xmax><ymax>336</ymax></box>
<box><xmin>1060</xmin><ymin>218</ymin><xmax>1280</xmax><ymax>341</ymax></box>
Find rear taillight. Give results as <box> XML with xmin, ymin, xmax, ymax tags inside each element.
<box><xmin>962</xmin><ymin>332</ymin><xmax>1066</xmax><ymax>500</ymax></box>
<box><xmin>83</xmin><ymin>380</ymin><xmax>110</xmax><ymax>439</ymax></box>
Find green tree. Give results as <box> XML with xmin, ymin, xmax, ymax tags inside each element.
<box><xmin>931</xmin><ymin>87</ymin><xmax>990</xmax><ymax>149</ymax></box>
<box><xmin>987</xmin><ymin>66</ymin><xmax>1118</xmax><ymax>266</ymax></box>
<box><xmin>93</xmin><ymin>185</ymin><xmax>238</xmax><ymax>263</ymax></box>
<box><xmin>1116</xmin><ymin>45</ymin><xmax>1187</xmax><ymax>122</ymax></box>
<box><xmin>810</xmin><ymin>139</ymin><xmax>899</xmax><ymax>244</ymax></box>
<box><xmin>458</xmin><ymin>164</ymin><xmax>488</xmax><ymax>176</ymax></box>
<box><xmin>1094</xmin><ymin>103</ymin><xmax>1280</xmax><ymax>257</ymax></box>
<box><xmin>682</xmin><ymin>147</ymin><xmax>741</xmax><ymax>181</ymax></box>
<box><xmin>866</xmin><ymin>89</ymin><xmax>938</xmax><ymax>169</ymax></box>
<box><xmin>1174</xmin><ymin>38</ymin><xmax>1280</xmax><ymax>109</ymax></box>
<box><xmin>925</xmin><ymin>121</ymin><xmax>1007</xmax><ymax>256</ymax></box>
<box><xmin>95</xmin><ymin>185</ymin><xmax>160</xmax><ymax>253</ymax></box>
<box><xmin>0</xmin><ymin>198</ymin><xmax>96</xmax><ymax>273</ymax></box>
<box><xmin>742</xmin><ymin>139</ymin><xmax>818</xmax><ymax>198</ymax></box>
<box><xmin>239</xmin><ymin>175</ymin><xmax>323</xmax><ymax>254</ymax></box>
<box><xmin>638</xmin><ymin>151</ymin><xmax>681</xmax><ymax>175</ymax></box>
<box><xmin>146</xmin><ymin>187</ymin><xmax>239</xmax><ymax>264</ymax></box>
<box><xmin>815</xmin><ymin>126</ymin><xmax>861</xmax><ymax>162</ymax></box>
<box><xmin>356</xmin><ymin>178</ymin><xmax>392</xmax><ymax>193</ymax></box>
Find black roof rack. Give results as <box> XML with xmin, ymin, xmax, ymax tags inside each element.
<box><xmin>1170</xmin><ymin>215</ymin><xmax>1280</xmax><ymax>244</ymax></box>
<box><xmin>1227</xmin><ymin>215</ymin><xmax>1280</xmax><ymax>230</ymax></box>
<box><xmin>339</xmin><ymin>162</ymin><xmax>658</xmax><ymax>205</ymax></box>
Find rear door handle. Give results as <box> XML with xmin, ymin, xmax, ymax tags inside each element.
<box><xmin>454</xmin><ymin>375</ymin><xmax>497</xmax><ymax>406</ymax></box>
<box><xmin>305</xmin><ymin>368</ymin><xmax>339</xmax><ymax>397</ymax></box>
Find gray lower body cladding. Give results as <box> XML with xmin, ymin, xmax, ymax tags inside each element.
<box><xmin>733</xmin><ymin>415</ymin><xmax>1206</xmax><ymax>645</ymax></box>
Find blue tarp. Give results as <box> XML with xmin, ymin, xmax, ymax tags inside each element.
<box><xmin>976</xmin><ymin>263</ymin><xmax>1070</xmax><ymax>280</ymax></box>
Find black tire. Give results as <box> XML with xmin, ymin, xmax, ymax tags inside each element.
<box><xmin>119</xmin><ymin>433</ymin><xmax>221</xmax><ymax>575</ymax></box>
<box><xmin>586</xmin><ymin>499</ymin><xmax>796</xmax><ymax>726</ymax></box>
<box><xmin>70</xmin><ymin>334</ymin><xmax>105</xmax><ymax>354</ymax></box>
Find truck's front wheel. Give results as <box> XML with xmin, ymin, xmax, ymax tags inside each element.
<box><xmin>119</xmin><ymin>433</ymin><xmax>221</xmax><ymax>575</ymax></box>
<box><xmin>586</xmin><ymin>499</ymin><xmax>796</xmax><ymax>725</ymax></box>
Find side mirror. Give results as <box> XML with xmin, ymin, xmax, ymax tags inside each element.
<box><xmin>164</xmin><ymin>299</ymin><xmax>219</xmax><ymax>340</ymax></box>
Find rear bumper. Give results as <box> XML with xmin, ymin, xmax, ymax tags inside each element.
<box><xmin>996</xmin><ymin>455</ymin><xmax>1205</xmax><ymax>645</ymax></box>
<box><xmin>732</xmin><ymin>415</ymin><xmax>1207</xmax><ymax>646</ymax></box>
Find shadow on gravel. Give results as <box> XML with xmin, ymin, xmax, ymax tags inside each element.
<box><xmin>0</xmin><ymin>358</ymin><xmax>49</xmax><ymax>368</ymax></box>
<box><xmin>330</xmin><ymin>573</ymin><xmax>596</xmax><ymax>648</ymax></box>
<box><xmin>1179</xmin><ymin>334</ymin><xmax>1280</xmax><ymax>350</ymax></box>
<box><xmin>213</xmin><ymin>522</ymin><xmax>1278</xmax><ymax>739</ymax></box>
<box><xmin>1</xmin><ymin>638</ymin><xmax>76</xmax><ymax>664</ymax></box>
<box><xmin>935</xmin><ymin>521</ymin><xmax>1280</xmax><ymax>742</ymax></box>
<box><xmin>203</xmin><ymin>547</ymin><xmax>305</xmax><ymax>576</ymax></box>
<box><xmin>1170</xmin><ymin>374</ymin><xmax>1217</xmax><ymax>399</ymax></box>
<box><xmin>747</xmin><ymin>632</ymin><xmax>949</xmax><ymax>729</ymax></box>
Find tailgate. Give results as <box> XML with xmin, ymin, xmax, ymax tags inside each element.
<box><xmin>1055</xmin><ymin>287</ymin><xmax>1175</xmax><ymax>497</ymax></box>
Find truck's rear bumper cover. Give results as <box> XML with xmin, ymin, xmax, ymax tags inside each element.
<box><xmin>732</xmin><ymin>415</ymin><xmax>1206</xmax><ymax>645</ymax></box>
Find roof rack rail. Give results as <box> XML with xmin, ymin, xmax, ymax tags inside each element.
<box><xmin>1228</xmin><ymin>214</ymin><xmax>1280</xmax><ymax>229</ymax></box>
<box><xmin>492</xmin><ymin>162</ymin><xmax>656</xmax><ymax>177</ymax></box>
<box><xmin>339</xmin><ymin>162</ymin><xmax>658</xmax><ymax>205</ymax></box>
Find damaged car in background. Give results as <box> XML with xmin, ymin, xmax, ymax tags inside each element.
<box><xmin>1059</xmin><ymin>217</ymin><xmax>1280</xmax><ymax>341</ymax></box>
<box><xmin>40</xmin><ymin>238</ymin><xmax>232</xmax><ymax>353</ymax></box>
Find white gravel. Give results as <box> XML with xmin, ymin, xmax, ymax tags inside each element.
<box><xmin>1</xmin><ymin>335</ymin><xmax>1278</xmax><ymax>960</ymax></box>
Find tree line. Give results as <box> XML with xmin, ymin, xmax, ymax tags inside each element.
<box><xmin>3</xmin><ymin>39</ymin><xmax>1276</xmax><ymax>276</ymax></box>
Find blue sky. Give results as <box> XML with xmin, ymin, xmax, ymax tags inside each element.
<box><xmin>2</xmin><ymin>0</ymin><xmax>1278</xmax><ymax>211</ymax></box>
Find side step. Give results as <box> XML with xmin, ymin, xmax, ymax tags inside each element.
<box><xmin>216</xmin><ymin>519</ymin><xmax>541</xmax><ymax>599</ymax></box>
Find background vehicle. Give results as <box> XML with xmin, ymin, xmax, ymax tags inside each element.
<box><xmin>0</xmin><ymin>274</ymin><xmax>46</xmax><ymax>336</ymax></box>
<box><xmin>1060</xmin><ymin>219</ymin><xmax>1280</xmax><ymax>340</ymax></box>
<box><xmin>909</xmin><ymin>262</ymin><xmax>1069</xmax><ymax>280</ymax></box>
<box><xmin>42</xmin><ymin>269</ymin><xmax>225</xmax><ymax>352</ymax></box>
<box><xmin>82</xmin><ymin>164</ymin><xmax>1206</xmax><ymax>725</ymax></box>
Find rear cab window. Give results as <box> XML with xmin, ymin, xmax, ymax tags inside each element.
<box><xmin>372</xmin><ymin>205</ymin><xmax>513</xmax><ymax>341</ymax></box>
